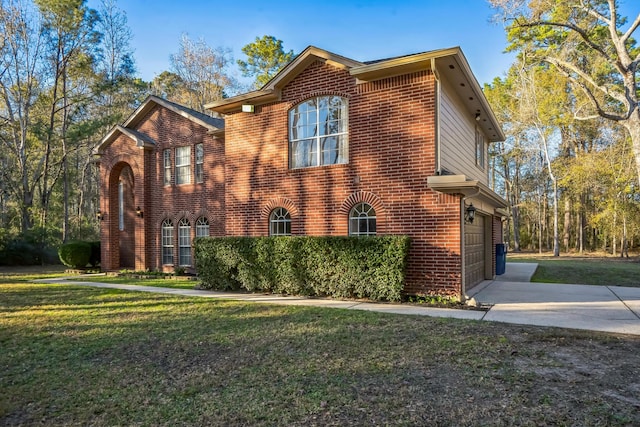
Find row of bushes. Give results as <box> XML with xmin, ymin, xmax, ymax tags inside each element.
<box><xmin>194</xmin><ymin>236</ymin><xmax>411</xmax><ymax>302</ymax></box>
<box><xmin>57</xmin><ymin>241</ymin><xmax>101</xmax><ymax>269</ymax></box>
<box><xmin>0</xmin><ymin>228</ymin><xmax>61</xmax><ymax>265</ymax></box>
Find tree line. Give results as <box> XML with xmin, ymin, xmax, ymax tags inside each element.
<box><xmin>0</xmin><ymin>0</ymin><xmax>291</xmax><ymax>263</ymax></box>
<box><xmin>487</xmin><ymin>0</ymin><xmax>640</xmax><ymax>256</ymax></box>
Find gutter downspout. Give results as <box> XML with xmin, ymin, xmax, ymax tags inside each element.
<box><xmin>460</xmin><ymin>189</ymin><xmax>481</xmax><ymax>300</ymax></box>
<box><xmin>431</xmin><ymin>58</ymin><xmax>442</xmax><ymax>175</ymax></box>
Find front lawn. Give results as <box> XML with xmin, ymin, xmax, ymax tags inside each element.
<box><xmin>508</xmin><ymin>253</ymin><xmax>640</xmax><ymax>287</ymax></box>
<box><xmin>1</xmin><ymin>276</ymin><xmax>639</xmax><ymax>426</ymax></box>
<box><xmin>75</xmin><ymin>274</ymin><xmax>199</xmax><ymax>290</ymax></box>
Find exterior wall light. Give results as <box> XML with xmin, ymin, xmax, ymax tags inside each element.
<box><xmin>96</xmin><ymin>210</ymin><xmax>104</xmax><ymax>221</ymax></box>
<box><xmin>465</xmin><ymin>203</ymin><xmax>476</xmax><ymax>224</ymax></box>
<box><xmin>135</xmin><ymin>206</ymin><xmax>143</xmax><ymax>218</ymax></box>
<box><xmin>241</xmin><ymin>104</ymin><xmax>255</xmax><ymax>113</ymax></box>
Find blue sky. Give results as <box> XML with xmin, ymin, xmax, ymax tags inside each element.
<box><xmin>86</xmin><ymin>0</ymin><xmax>635</xmax><ymax>88</ymax></box>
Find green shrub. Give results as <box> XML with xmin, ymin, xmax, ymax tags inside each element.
<box><xmin>89</xmin><ymin>241</ymin><xmax>101</xmax><ymax>267</ymax></box>
<box><xmin>194</xmin><ymin>236</ymin><xmax>410</xmax><ymax>301</ymax></box>
<box><xmin>58</xmin><ymin>241</ymin><xmax>92</xmax><ymax>269</ymax></box>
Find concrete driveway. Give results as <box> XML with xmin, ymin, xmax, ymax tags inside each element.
<box><xmin>469</xmin><ymin>263</ymin><xmax>640</xmax><ymax>335</ymax></box>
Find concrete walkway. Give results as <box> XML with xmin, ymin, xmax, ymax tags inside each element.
<box><xmin>36</xmin><ymin>262</ymin><xmax>640</xmax><ymax>336</ymax></box>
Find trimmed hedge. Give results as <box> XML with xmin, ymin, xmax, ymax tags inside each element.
<box><xmin>194</xmin><ymin>236</ymin><xmax>410</xmax><ymax>302</ymax></box>
<box><xmin>58</xmin><ymin>241</ymin><xmax>101</xmax><ymax>269</ymax></box>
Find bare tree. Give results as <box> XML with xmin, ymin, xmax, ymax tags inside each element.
<box><xmin>169</xmin><ymin>33</ymin><xmax>237</xmax><ymax>111</ymax></box>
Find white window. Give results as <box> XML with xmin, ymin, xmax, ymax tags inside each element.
<box><xmin>195</xmin><ymin>143</ymin><xmax>204</xmax><ymax>183</ymax></box>
<box><xmin>289</xmin><ymin>96</ymin><xmax>348</xmax><ymax>168</ymax></box>
<box><xmin>196</xmin><ymin>217</ymin><xmax>209</xmax><ymax>238</ymax></box>
<box><xmin>269</xmin><ymin>208</ymin><xmax>291</xmax><ymax>236</ymax></box>
<box><xmin>349</xmin><ymin>203</ymin><xmax>376</xmax><ymax>236</ymax></box>
<box><xmin>475</xmin><ymin>127</ymin><xmax>485</xmax><ymax>169</ymax></box>
<box><xmin>118</xmin><ymin>181</ymin><xmax>124</xmax><ymax>231</ymax></box>
<box><xmin>163</xmin><ymin>149</ymin><xmax>171</xmax><ymax>186</ymax></box>
<box><xmin>162</xmin><ymin>219</ymin><xmax>174</xmax><ymax>265</ymax></box>
<box><xmin>175</xmin><ymin>146</ymin><xmax>191</xmax><ymax>185</ymax></box>
<box><xmin>178</xmin><ymin>218</ymin><xmax>191</xmax><ymax>266</ymax></box>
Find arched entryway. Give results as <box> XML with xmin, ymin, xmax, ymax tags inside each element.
<box><xmin>108</xmin><ymin>162</ymin><xmax>136</xmax><ymax>269</ymax></box>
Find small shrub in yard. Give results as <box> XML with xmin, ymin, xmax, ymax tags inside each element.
<box><xmin>194</xmin><ymin>235</ymin><xmax>410</xmax><ymax>301</ymax></box>
<box><xmin>89</xmin><ymin>241</ymin><xmax>101</xmax><ymax>267</ymax></box>
<box><xmin>58</xmin><ymin>241</ymin><xmax>93</xmax><ymax>269</ymax></box>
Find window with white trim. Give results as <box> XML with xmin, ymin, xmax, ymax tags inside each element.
<box><xmin>289</xmin><ymin>96</ymin><xmax>348</xmax><ymax>168</ymax></box>
<box><xmin>196</xmin><ymin>217</ymin><xmax>209</xmax><ymax>238</ymax></box>
<box><xmin>195</xmin><ymin>143</ymin><xmax>204</xmax><ymax>183</ymax></box>
<box><xmin>269</xmin><ymin>208</ymin><xmax>291</xmax><ymax>236</ymax></box>
<box><xmin>162</xmin><ymin>219</ymin><xmax>174</xmax><ymax>265</ymax></box>
<box><xmin>349</xmin><ymin>203</ymin><xmax>376</xmax><ymax>236</ymax></box>
<box><xmin>175</xmin><ymin>146</ymin><xmax>191</xmax><ymax>185</ymax></box>
<box><xmin>178</xmin><ymin>218</ymin><xmax>191</xmax><ymax>266</ymax></box>
<box><xmin>163</xmin><ymin>149</ymin><xmax>171</xmax><ymax>186</ymax></box>
<box><xmin>118</xmin><ymin>181</ymin><xmax>124</xmax><ymax>231</ymax></box>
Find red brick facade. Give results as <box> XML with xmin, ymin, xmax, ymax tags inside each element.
<box><xmin>97</xmin><ymin>99</ymin><xmax>225</xmax><ymax>273</ymax></box>
<box><xmin>98</xmin><ymin>46</ymin><xmax>506</xmax><ymax>297</ymax></box>
<box><xmin>222</xmin><ymin>61</ymin><xmax>463</xmax><ymax>294</ymax></box>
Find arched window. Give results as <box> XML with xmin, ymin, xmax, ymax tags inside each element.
<box><xmin>269</xmin><ymin>207</ymin><xmax>291</xmax><ymax>236</ymax></box>
<box><xmin>118</xmin><ymin>181</ymin><xmax>124</xmax><ymax>231</ymax></box>
<box><xmin>161</xmin><ymin>219</ymin><xmax>174</xmax><ymax>264</ymax></box>
<box><xmin>349</xmin><ymin>203</ymin><xmax>376</xmax><ymax>236</ymax></box>
<box><xmin>178</xmin><ymin>218</ymin><xmax>191</xmax><ymax>266</ymax></box>
<box><xmin>289</xmin><ymin>96</ymin><xmax>348</xmax><ymax>168</ymax></box>
<box><xmin>195</xmin><ymin>217</ymin><xmax>209</xmax><ymax>238</ymax></box>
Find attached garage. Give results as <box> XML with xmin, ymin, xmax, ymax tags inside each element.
<box><xmin>427</xmin><ymin>175</ymin><xmax>507</xmax><ymax>297</ymax></box>
<box><xmin>465</xmin><ymin>213</ymin><xmax>486</xmax><ymax>288</ymax></box>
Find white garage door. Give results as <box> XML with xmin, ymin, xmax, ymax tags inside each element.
<box><xmin>465</xmin><ymin>214</ymin><xmax>485</xmax><ymax>289</ymax></box>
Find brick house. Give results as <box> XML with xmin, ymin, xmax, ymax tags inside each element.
<box><xmin>96</xmin><ymin>45</ymin><xmax>506</xmax><ymax>298</ymax></box>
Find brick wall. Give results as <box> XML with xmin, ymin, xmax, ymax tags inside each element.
<box><xmin>99</xmin><ymin>104</ymin><xmax>225</xmax><ymax>273</ymax></box>
<box><xmin>223</xmin><ymin>60</ymin><xmax>463</xmax><ymax>295</ymax></box>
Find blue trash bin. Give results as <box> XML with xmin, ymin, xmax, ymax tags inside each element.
<box><xmin>496</xmin><ymin>243</ymin><xmax>506</xmax><ymax>275</ymax></box>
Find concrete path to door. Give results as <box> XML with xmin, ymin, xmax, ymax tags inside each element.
<box><xmin>469</xmin><ymin>262</ymin><xmax>640</xmax><ymax>335</ymax></box>
<box><xmin>36</xmin><ymin>262</ymin><xmax>640</xmax><ymax>336</ymax></box>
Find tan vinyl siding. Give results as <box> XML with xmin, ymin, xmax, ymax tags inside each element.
<box><xmin>439</xmin><ymin>78</ymin><xmax>489</xmax><ymax>185</ymax></box>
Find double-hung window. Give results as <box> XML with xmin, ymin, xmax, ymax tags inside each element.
<box><xmin>162</xmin><ymin>219</ymin><xmax>174</xmax><ymax>265</ymax></box>
<box><xmin>163</xmin><ymin>149</ymin><xmax>171</xmax><ymax>186</ymax></box>
<box><xmin>195</xmin><ymin>143</ymin><xmax>204</xmax><ymax>183</ymax></box>
<box><xmin>175</xmin><ymin>146</ymin><xmax>191</xmax><ymax>185</ymax></box>
<box><xmin>289</xmin><ymin>96</ymin><xmax>348</xmax><ymax>168</ymax></box>
<box><xmin>178</xmin><ymin>218</ymin><xmax>191</xmax><ymax>266</ymax></box>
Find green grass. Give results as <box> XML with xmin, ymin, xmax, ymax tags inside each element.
<box><xmin>74</xmin><ymin>274</ymin><xmax>199</xmax><ymax>290</ymax></box>
<box><xmin>2</xmin><ymin>275</ymin><xmax>640</xmax><ymax>426</ymax></box>
<box><xmin>509</xmin><ymin>255</ymin><xmax>640</xmax><ymax>287</ymax></box>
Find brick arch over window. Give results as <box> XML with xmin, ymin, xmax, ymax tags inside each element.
<box><xmin>260</xmin><ymin>197</ymin><xmax>299</xmax><ymax>235</ymax></box>
<box><xmin>340</xmin><ymin>191</ymin><xmax>385</xmax><ymax>232</ymax></box>
<box><xmin>287</xmin><ymin>91</ymin><xmax>351</xmax><ymax>109</ymax></box>
<box><xmin>260</xmin><ymin>197</ymin><xmax>300</xmax><ymax>220</ymax></box>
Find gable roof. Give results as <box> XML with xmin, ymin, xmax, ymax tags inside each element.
<box><xmin>204</xmin><ymin>46</ymin><xmax>364</xmax><ymax>114</ymax></box>
<box><xmin>206</xmin><ymin>45</ymin><xmax>504</xmax><ymax>142</ymax></box>
<box><xmin>95</xmin><ymin>95</ymin><xmax>224</xmax><ymax>155</ymax></box>
<box><xmin>124</xmin><ymin>95</ymin><xmax>224</xmax><ymax>133</ymax></box>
